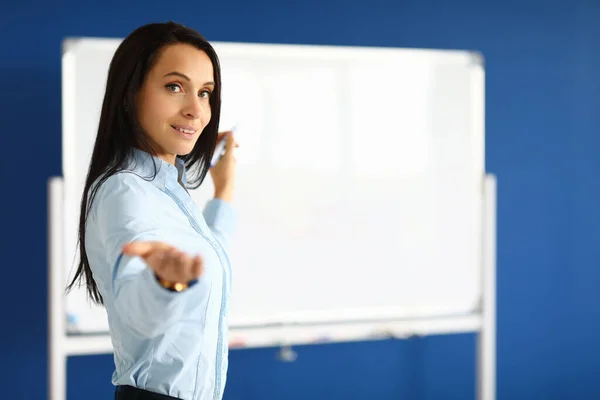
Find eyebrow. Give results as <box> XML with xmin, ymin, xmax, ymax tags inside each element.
<box><xmin>163</xmin><ymin>71</ymin><xmax>215</xmax><ymax>86</ymax></box>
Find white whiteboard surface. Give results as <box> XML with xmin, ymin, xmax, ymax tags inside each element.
<box><xmin>62</xmin><ymin>38</ymin><xmax>484</xmax><ymax>336</ymax></box>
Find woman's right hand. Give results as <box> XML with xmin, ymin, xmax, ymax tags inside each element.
<box><xmin>210</xmin><ymin>130</ymin><xmax>238</xmax><ymax>203</ymax></box>
<box><xmin>122</xmin><ymin>241</ymin><xmax>204</xmax><ymax>283</ymax></box>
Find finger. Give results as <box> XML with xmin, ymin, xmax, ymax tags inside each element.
<box><xmin>166</xmin><ymin>249</ymin><xmax>188</xmax><ymax>280</ymax></box>
<box><xmin>146</xmin><ymin>248</ymin><xmax>169</xmax><ymax>273</ymax></box>
<box><xmin>175</xmin><ymin>251</ymin><xmax>194</xmax><ymax>279</ymax></box>
<box><xmin>153</xmin><ymin>249</ymin><xmax>181</xmax><ymax>281</ymax></box>
<box><xmin>191</xmin><ymin>255</ymin><xmax>204</xmax><ymax>278</ymax></box>
<box><xmin>217</xmin><ymin>130</ymin><xmax>232</xmax><ymax>143</ymax></box>
<box><xmin>223</xmin><ymin>132</ymin><xmax>237</xmax><ymax>158</ymax></box>
<box><xmin>123</xmin><ymin>241</ymin><xmax>168</xmax><ymax>257</ymax></box>
<box><xmin>180</xmin><ymin>253</ymin><xmax>205</xmax><ymax>281</ymax></box>
<box><xmin>226</xmin><ymin>131</ymin><xmax>235</xmax><ymax>149</ymax></box>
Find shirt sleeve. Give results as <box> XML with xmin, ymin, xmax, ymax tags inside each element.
<box><xmin>91</xmin><ymin>173</ymin><xmax>200</xmax><ymax>338</ymax></box>
<box><xmin>203</xmin><ymin>198</ymin><xmax>237</xmax><ymax>250</ymax></box>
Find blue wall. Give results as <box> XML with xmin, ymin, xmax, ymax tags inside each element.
<box><xmin>1</xmin><ymin>1</ymin><xmax>599</xmax><ymax>399</ymax></box>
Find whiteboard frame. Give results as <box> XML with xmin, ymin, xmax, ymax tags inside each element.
<box><xmin>48</xmin><ymin>39</ymin><xmax>495</xmax><ymax>400</ymax></box>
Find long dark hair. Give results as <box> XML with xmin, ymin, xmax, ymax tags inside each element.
<box><xmin>66</xmin><ymin>21</ymin><xmax>222</xmax><ymax>304</ymax></box>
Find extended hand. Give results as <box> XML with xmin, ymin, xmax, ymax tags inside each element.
<box><xmin>122</xmin><ymin>241</ymin><xmax>203</xmax><ymax>283</ymax></box>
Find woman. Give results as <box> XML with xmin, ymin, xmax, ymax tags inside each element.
<box><xmin>66</xmin><ymin>21</ymin><xmax>237</xmax><ymax>400</ymax></box>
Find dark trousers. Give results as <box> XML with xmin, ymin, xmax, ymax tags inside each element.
<box><xmin>115</xmin><ymin>385</ymin><xmax>181</xmax><ymax>400</ymax></box>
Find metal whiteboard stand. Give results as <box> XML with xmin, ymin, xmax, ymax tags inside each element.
<box><xmin>48</xmin><ymin>176</ymin><xmax>65</xmax><ymax>400</ymax></box>
<box><xmin>478</xmin><ymin>173</ymin><xmax>497</xmax><ymax>400</ymax></box>
<box><xmin>47</xmin><ymin>174</ymin><xmax>497</xmax><ymax>400</ymax></box>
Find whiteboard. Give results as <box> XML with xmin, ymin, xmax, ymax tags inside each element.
<box><xmin>61</xmin><ymin>38</ymin><xmax>484</xmax><ymax>335</ymax></box>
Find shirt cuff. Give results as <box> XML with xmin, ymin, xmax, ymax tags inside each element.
<box><xmin>204</xmin><ymin>198</ymin><xmax>237</xmax><ymax>235</ymax></box>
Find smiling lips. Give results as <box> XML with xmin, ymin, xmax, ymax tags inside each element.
<box><xmin>171</xmin><ymin>124</ymin><xmax>198</xmax><ymax>139</ymax></box>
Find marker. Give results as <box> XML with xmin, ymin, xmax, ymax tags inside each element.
<box><xmin>210</xmin><ymin>125</ymin><xmax>237</xmax><ymax>167</ymax></box>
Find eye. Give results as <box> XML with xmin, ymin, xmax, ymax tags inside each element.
<box><xmin>165</xmin><ymin>83</ymin><xmax>182</xmax><ymax>93</ymax></box>
<box><xmin>199</xmin><ymin>89</ymin><xmax>212</xmax><ymax>99</ymax></box>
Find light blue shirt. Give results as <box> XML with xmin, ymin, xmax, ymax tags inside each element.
<box><xmin>84</xmin><ymin>148</ymin><xmax>235</xmax><ymax>400</ymax></box>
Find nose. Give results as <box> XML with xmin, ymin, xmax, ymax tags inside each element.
<box><xmin>182</xmin><ymin>97</ymin><xmax>204</xmax><ymax>120</ymax></box>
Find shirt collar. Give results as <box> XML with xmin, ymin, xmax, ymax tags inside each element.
<box><xmin>128</xmin><ymin>148</ymin><xmax>187</xmax><ymax>189</ymax></box>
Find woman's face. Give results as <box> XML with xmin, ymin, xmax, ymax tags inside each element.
<box><xmin>136</xmin><ymin>43</ymin><xmax>215</xmax><ymax>164</ymax></box>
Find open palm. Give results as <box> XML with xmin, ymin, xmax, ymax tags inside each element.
<box><xmin>122</xmin><ymin>241</ymin><xmax>203</xmax><ymax>283</ymax></box>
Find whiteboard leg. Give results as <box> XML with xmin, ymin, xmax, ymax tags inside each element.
<box><xmin>477</xmin><ymin>174</ymin><xmax>496</xmax><ymax>400</ymax></box>
<box><xmin>48</xmin><ymin>177</ymin><xmax>66</xmax><ymax>400</ymax></box>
